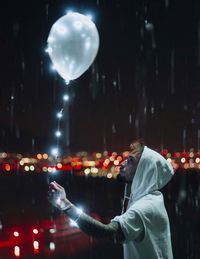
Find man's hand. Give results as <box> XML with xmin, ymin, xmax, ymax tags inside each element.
<box><xmin>114</xmin><ymin>159</ymin><xmax>128</xmax><ymax>174</ymax></box>
<box><xmin>48</xmin><ymin>181</ymin><xmax>72</xmax><ymax>211</ymax></box>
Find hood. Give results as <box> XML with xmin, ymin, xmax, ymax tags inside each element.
<box><xmin>130</xmin><ymin>146</ymin><xmax>174</xmax><ymax>203</ymax></box>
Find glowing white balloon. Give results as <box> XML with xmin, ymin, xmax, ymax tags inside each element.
<box><xmin>47</xmin><ymin>12</ymin><xmax>99</xmax><ymax>81</ymax></box>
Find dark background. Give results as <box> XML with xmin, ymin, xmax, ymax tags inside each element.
<box><xmin>1</xmin><ymin>2</ymin><xmax>200</xmax><ymax>259</ymax></box>
<box><xmin>1</xmin><ymin>0</ymin><xmax>200</xmax><ymax>154</ymax></box>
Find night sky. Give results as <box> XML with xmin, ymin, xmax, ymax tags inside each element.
<box><xmin>1</xmin><ymin>0</ymin><xmax>200</xmax><ymax>154</ymax></box>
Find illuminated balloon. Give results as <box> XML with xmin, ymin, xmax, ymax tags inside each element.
<box><xmin>47</xmin><ymin>12</ymin><xmax>99</xmax><ymax>81</ymax></box>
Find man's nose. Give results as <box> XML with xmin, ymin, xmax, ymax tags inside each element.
<box><xmin>130</xmin><ymin>143</ymin><xmax>135</xmax><ymax>150</ymax></box>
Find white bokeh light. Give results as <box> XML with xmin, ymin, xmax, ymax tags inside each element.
<box><xmin>45</xmin><ymin>47</ymin><xmax>52</xmax><ymax>53</ymax></box>
<box><xmin>51</xmin><ymin>148</ymin><xmax>59</xmax><ymax>156</ymax></box>
<box><xmin>55</xmin><ymin>131</ymin><xmax>61</xmax><ymax>137</ymax></box>
<box><xmin>63</xmin><ymin>94</ymin><xmax>69</xmax><ymax>101</ymax></box>
<box><xmin>57</xmin><ymin>112</ymin><xmax>62</xmax><ymax>118</ymax></box>
<box><xmin>86</xmin><ymin>13</ymin><xmax>93</xmax><ymax>20</ymax></box>
<box><xmin>66</xmin><ymin>10</ymin><xmax>74</xmax><ymax>15</ymax></box>
<box><xmin>49</xmin><ymin>242</ymin><xmax>56</xmax><ymax>251</ymax></box>
<box><xmin>56</xmin><ymin>25</ymin><xmax>68</xmax><ymax>35</ymax></box>
<box><xmin>69</xmin><ymin>219</ymin><xmax>78</xmax><ymax>227</ymax></box>
<box><xmin>51</xmin><ymin>65</ymin><xmax>57</xmax><ymax>71</ymax></box>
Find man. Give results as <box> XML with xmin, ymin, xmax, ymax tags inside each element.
<box><xmin>48</xmin><ymin>140</ymin><xmax>174</xmax><ymax>259</ymax></box>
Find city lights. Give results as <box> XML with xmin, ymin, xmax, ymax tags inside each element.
<box><xmin>33</xmin><ymin>240</ymin><xmax>39</xmax><ymax>250</ymax></box>
<box><xmin>13</xmin><ymin>231</ymin><xmax>20</xmax><ymax>237</ymax></box>
<box><xmin>84</xmin><ymin>168</ymin><xmax>90</xmax><ymax>175</ymax></box>
<box><xmin>57</xmin><ymin>163</ymin><xmax>63</xmax><ymax>169</ymax></box>
<box><xmin>37</xmin><ymin>153</ymin><xmax>42</xmax><ymax>160</ymax></box>
<box><xmin>33</xmin><ymin>228</ymin><xmax>39</xmax><ymax>234</ymax></box>
<box><xmin>1</xmin><ymin>149</ymin><xmax>200</xmax><ymax>177</ymax></box>
<box><xmin>30</xmin><ymin>165</ymin><xmax>35</xmax><ymax>171</ymax></box>
<box><xmin>33</xmin><ymin>241</ymin><xmax>39</xmax><ymax>254</ymax></box>
<box><xmin>49</xmin><ymin>228</ymin><xmax>56</xmax><ymax>234</ymax></box>
<box><xmin>43</xmin><ymin>153</ymin><xmax>48</xmax><ymax>159</ymax></box>
<box><xmin>49</xmin><ymin>242</ymin><xmax>56</xmax><ymax>251</ymax></box>
<box><xmin>14</xmin><ymin>246</ymin><xmax>20</xmax><ymax>257</ymax></box>
<box><xmin>181</xmin><ymin>157</ymin><xmax>186</xmax><ymax>163</ymax></box>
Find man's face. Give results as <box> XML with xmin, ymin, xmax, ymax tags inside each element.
<box><xmin>129</xmin><ymin>141</ymin><xmax>144</xmax><ymax>154</ymax></box>
<box><xmin>117</xmin><ymin>141</ymin><xmax>143</xmax><ymax>183</ymax></box>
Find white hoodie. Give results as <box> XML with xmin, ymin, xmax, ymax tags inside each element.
<box><xmin>112</xmin><ymin>146</ymin><xmax>174</xmax><ymax>259</ymax></box>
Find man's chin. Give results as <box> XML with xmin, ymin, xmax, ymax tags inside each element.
<box><xmin>116</xmin><ymin>174</ymin><xmax>132</xmax><ymax>183</ymax></box>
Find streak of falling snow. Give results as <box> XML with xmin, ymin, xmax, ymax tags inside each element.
<box><xmin>102</xmin><ymin>72</ymin><xmax>106</xmax><ymax>95</ymax></box>
<box><xmin>145</xmin><ymin>21</ymin><xmax>154</xmax><ymax>32</ymax></box>
<box><xmin>117</xmin><ymin>69</ymin><xmax>121</xmax><ymax>90</ymax></box>
<box><xmin>112</xmin><ymin>80</ymin><xmax>117</xmax><ymax>87</ymax></box>
<box><xmin>198</xmin><ymin>129</ymin><xmax>200</xmax><ymax>151</ymax></box>
<box><xmin>140</xmin><ymin>27</ymin><xmax>144</xmax><ymax>39</ymax></box>
<box><xmin>32</xmin><ymin>138</ymin><xmax>35</xmax><ymax>152</ymax></box>
<box><xmin>112</xmin><ymin>123</ymin><xmax>116</xmax><ymax>134</ymax></box>
<box><xmin>16</xmin><ymin>127</ymin><xmax>20</xmax><ymax>139</ymax></box>
<box><xmin>103</xmin><ymin>135</ymin><xmax>107</xmax><ymax>150</ymax></box>
<box><xmin>40</xmin><ymin>60</ymin><xmax>44</xmax><ymax>76</ymax></box>
<box><xmin>21</xmin><ymin>57</ymin><xmax>25</xmax><ymax>71</ymax></box>
<box><xmin>90</xmin><ymin>63</ymin><xmax>99</xmax><ymax>100</ymax></box>
<box><xmin>96</xmin><ymin>71</ymin><xmax>99</xmax><ymax>83</ymax></box>
<box><xmin>165</xmin><ymin>0</ymin><xmax>169</xmax><ymax>8</ymax></box>
<box><xmin>135</xmin><ymin>118</ymin><xmax>139</xmax><ymax>138</ymax></box>
<box><xmin>10</xmin><ymin>88</ymin><xmax>15</xmax><ymax>131</ymax></box>
<box><xmin>170</xmin><ymin>50</ymin><xmax>175</xmax><ymax>95</ymax></box>
<box><xmin>155</xmin><ymin>56</ymin><xmax>159</xmax><ymax>76</ymax></box>
<box><xmin>129</xmin><ymin>114</ymin><xmax>132</xmax><ymax>124</ymax></box>
<box><xmin>151</xmin><ymin>105</ymin><xmax>154</xmax><ymax>114</ymax></box>
<box><xmin>13</xmin><ymin>23</ymin><xmax>19</xmax><ymax>37</ymax></box>
<box><xmin>1</xmin><ymin>129</ymin><xmax>5</xmax><ymax>138</ymax></box>
<box><xmin>20</xmin><ymin>83</ymin><xmax>24</xmax><ymax>92</ymax></box>
<box><xmin>182</xmin><ymin>128</ymin><xmax>187</xmax><ymax>151</ymax></box>
<box><xmin>45</xmin><ymin>3</ymin><xmax>49</xmax><ymax>21</ymax></box>
<box><xmin>145</xmin><ymin>21</ymin><xmax>156</xmax><ymax>49</ymax></box>
<box><xmin>198</xmin><ymin>22</ymin><xmax>200</xmax><ymax>65</ymax></box>
<box><xmin>144</xmin><ymin>106</ymin><xmax>147</xmax><ymax>115</ymax></box>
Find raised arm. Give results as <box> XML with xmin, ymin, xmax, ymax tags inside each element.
<box><xmin>48</xmin><ymin>181</ymin><xmax>125</xmax><ymax>243</ymax></box>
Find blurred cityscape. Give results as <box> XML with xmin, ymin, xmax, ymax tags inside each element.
<box><xmin>1</xmin><ymin>148</ymin><xmax>200</xmax><ymax>176</ymax></box>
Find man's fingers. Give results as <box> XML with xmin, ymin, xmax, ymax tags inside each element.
<box><xmin>121</xmin><ymin>159</ymin><xmax>128</xmax><ymax>166</ymax></box>
<box><xmin>49</xmin><ymin>181</ymin><xmax>62</xmax><ymax>191</ymax></box>
<box><xmin>54</xmin><ymin>181</ymin><xmax>64</xmax><ymax>190</ymax></box>
<box><xmin>114</xmin><ymin>166</ymin><xmax>120</xmax><ymax>173</ymax></box>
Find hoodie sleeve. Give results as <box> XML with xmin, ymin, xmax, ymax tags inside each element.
<box><xmin>111</xmin><ymin>208</ymin><xmax>144</xmax><ymax>243</ymax></box>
